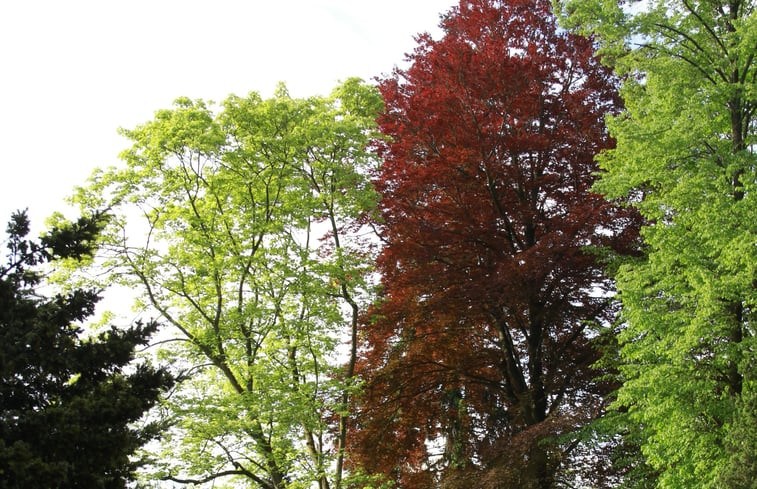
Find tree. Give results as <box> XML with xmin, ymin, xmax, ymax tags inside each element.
<box><xmin>0</xmin><ymin>210</ymin><xmax>173</xmax><ymax>489</ymax></box>
<box><xmin>349</xmin><ymin>1</ymin><xmax>639</xmax><ymax>488</ymax></box>
<box><xmin>559</xmin><ymin>0</ymin><xmax>756</xmax><ymax>486</ymax></box>
<box><xmin>71</xmin><ymin>79</ymin><xmax>383</xmax><ymax>488</ymax></box>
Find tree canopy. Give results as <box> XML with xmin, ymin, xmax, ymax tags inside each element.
<box><xmin>350</xmin><ymin>1</ymin><xmax>640</xmax><ymax>488</ymax></box>
<box><xmin>71</xmin><ymin>79</ymin><xmax>383</xmax><ymax>489</ymax></box>
<box><xmin>0</xmin><ymin>210</ymin><xmax>173</xmax><ymax>489</ymax></box>
<box><xmin>559</xmin><ymin>0</ymin><xmax>757</xmax><ymax>486</ymax></box>
<box><xmin>13</xmin><ymin>1</ymin><xmax>753</xmax><ymax>487</ymax></box>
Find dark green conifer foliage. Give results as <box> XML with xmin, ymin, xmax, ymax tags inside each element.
<box><xmin>0</xmin><ymin>210</ymin><xmax>173</xmax><ymax>489</ymax></box>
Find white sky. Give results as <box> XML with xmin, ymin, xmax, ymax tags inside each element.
<box><xmin>0</xmin><ymin>0</ymin><xmax>456</xmax><ymax>233</ymax></box>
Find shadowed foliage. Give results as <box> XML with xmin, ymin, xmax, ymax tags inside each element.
<box><xmin>0</xmin><ymin>210</ymin><xmax>173</xmax><ymax>489</ymax></box>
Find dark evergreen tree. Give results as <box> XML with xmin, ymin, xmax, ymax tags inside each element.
<box><xmin>0</xmin><ymin>210</ymin><xmax>174</xmax><ymax>489</ymax></box>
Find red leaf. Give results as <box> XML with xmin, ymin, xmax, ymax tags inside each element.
<box><xmin>349</xmin><ymin>1</ymin><xmax>639</xmax><ymax>487</ymax></box>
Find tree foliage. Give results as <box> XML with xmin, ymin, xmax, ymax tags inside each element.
<box><xmin>0</xmin><ymin>210</ymin><xmax>173</xmax><ymax>489</ymax></box>
<box><xmin>350</xmin><ymin>1</ymin><xmax>640</xmax><ymax>488</ymax></box>
<box><xmin>72</xmin><ymin>79</ymin><xmax>383</xmax><ymax>488</ymax></box>
<box><xmin>559</xmin><ymin>0</ymin><xmax>756</xmax><ymax>486</ymax></box>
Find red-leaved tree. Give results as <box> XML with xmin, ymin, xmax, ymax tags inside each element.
<box><xmin>350</xmin><ymin>1</ymin><xmax>639</xmax><ymax>488</ymax></box>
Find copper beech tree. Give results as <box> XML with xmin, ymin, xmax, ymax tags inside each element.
<box><xmin>350</xmin><ymin>1</ymin><xmax>639</xmax><ymax>488</ymax></box>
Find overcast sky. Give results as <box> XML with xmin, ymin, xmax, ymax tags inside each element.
<box><xmin>0</xmin><ymin>0</ymin><xmax>457</xmax><ymax>232</ymax></box>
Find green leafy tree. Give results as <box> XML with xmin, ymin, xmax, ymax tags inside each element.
<box><xmin>0</xmin><ymin>210</ymin><xmax>174</xmax><ymax>489</ymax></box>
<box><xmin>559</xmin><ymin>0</ymin><xmax>756</xmax><ymax>487</ymax></box>
<box><xmin>71</xmin><ymin>79</ymin><xmax>383</xmax><ymax>488</ymax></box>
